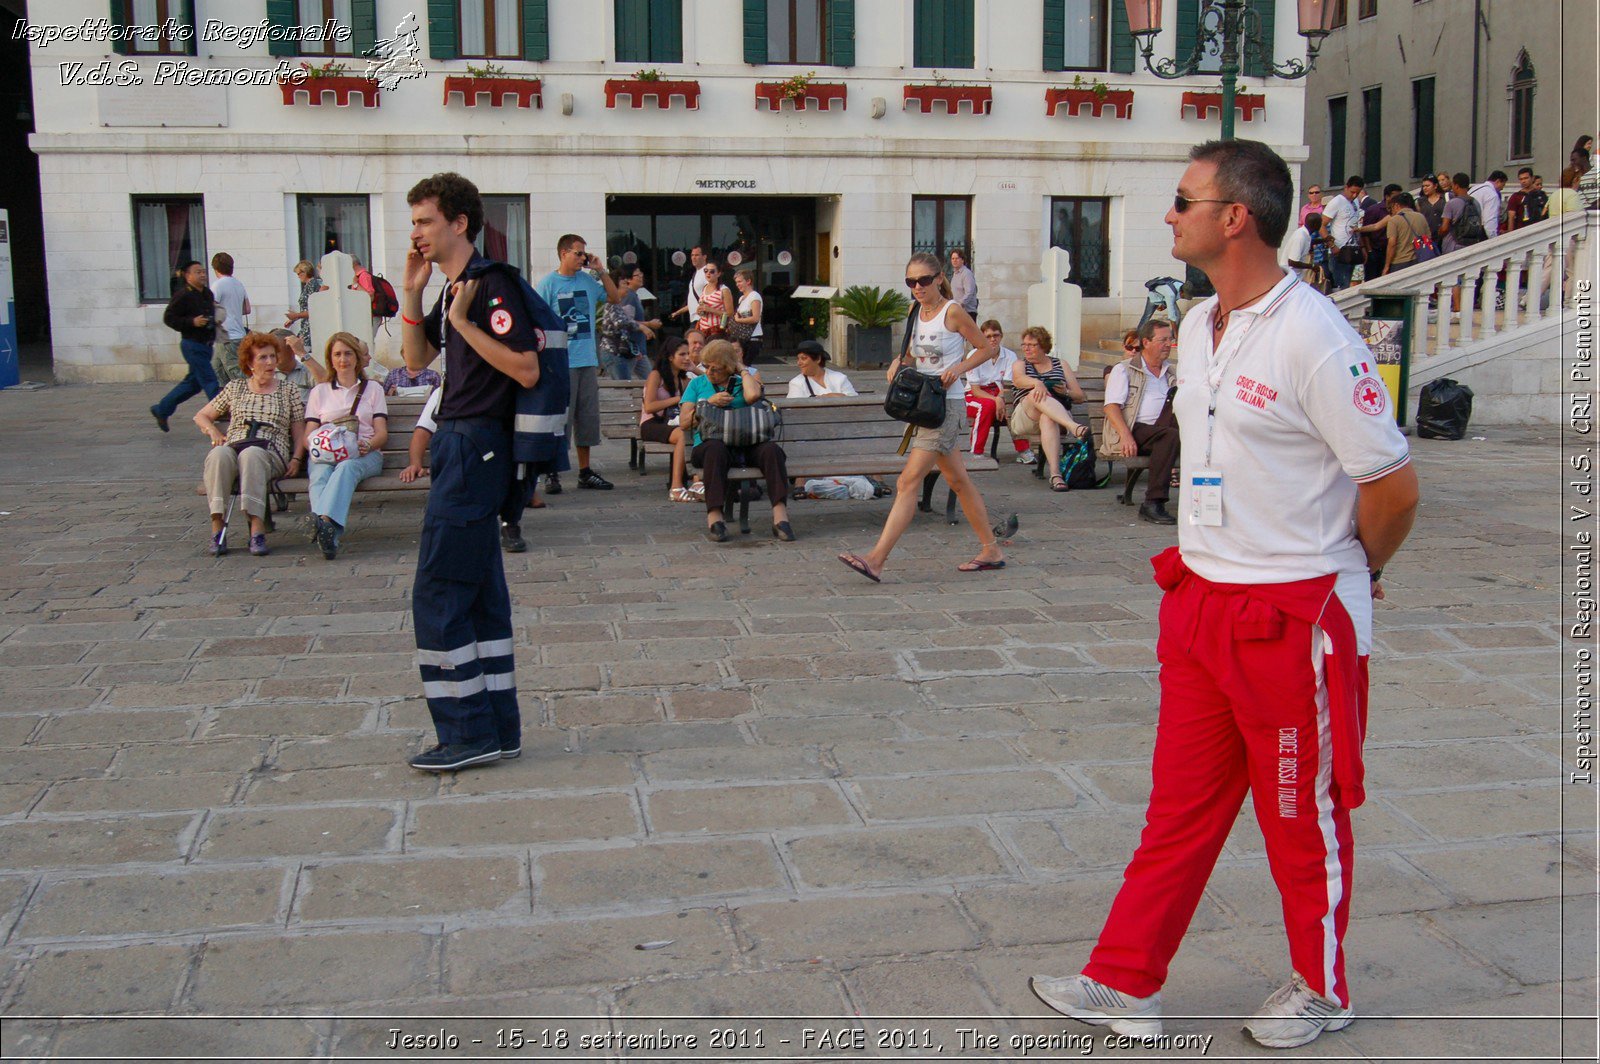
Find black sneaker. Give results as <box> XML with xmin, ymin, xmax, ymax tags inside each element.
<box><xmin>544</xmin><ymin>473</ymin><xmax>563</xmax><ymax>495</ymax></box>
<box><xmin>150</xmin><ymin>405</ymin><xmax>170</xmax><ymax>432</ymax></box>
<box><xmin>500</xmin><ymin>747</ymin><xmax>521</xmax><ymax>760</ymax></box>
<box><xmin>1139</xmin><ymin>501</ymin><xmax>1177</xmax><ymax>526</ymax></box>
<box><xmin>578</xmin><ymin>470</ymin><xmax>614</xmax><ymax>490</ymax></box>
<box><xmin>408</xmin><ymin>739</ymin><xmax>503</xmax><ymax>773</ymax></box>
<box><xmin>315</xmin><ymin>515</ymin><xmax>340</xmax><ymax>560</ymax></box>
<box><xmin>501</xmin><ymin>523</ymin><xmax>527</xmax><ymax>553</ymax></box>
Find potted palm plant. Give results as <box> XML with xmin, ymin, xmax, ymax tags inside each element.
<box><xmin>831</xmin><ymin>285</ymin><xmax>911</xmax><ymax>368</ymax></box>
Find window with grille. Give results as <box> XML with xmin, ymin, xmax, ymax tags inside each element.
<box><xmin>911</xmin><ymin>197</ymin><xmax>973</xmax><ymax>267</ymax></box>
<box><xmin>1048</xmin><ymin>198</ymin><xmax>1110</xmax><ymax>298</ymax></box>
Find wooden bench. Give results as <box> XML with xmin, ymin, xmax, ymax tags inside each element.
<box><xmin>275</xmin><ymin>394</ymin><xmax>431</xmax><ymax>498</ymax></box>
<box><xmin>601</xmin><ymin>375</ymin><xmax>875</xmax><ymax>477</ymax></box>
<box><xmin>984</xmin><ymin>372</ymin><xmax>1153</xmax><ymax>505</ymax></box>
<box><xmin>704</xmin><ymin>395</ymin><xmax>1000</xmax><ymax>534</ymax></box>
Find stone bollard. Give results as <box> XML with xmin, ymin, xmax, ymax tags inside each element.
<box><xmin>309</xmin><ymin>251</ymin><xmax>379</xmax><ymax>372</ymax></box>
<box><xmin>1027</xmin><ymin>246</ymin><xmax>1084</xmax><ymax>370</ymax></box>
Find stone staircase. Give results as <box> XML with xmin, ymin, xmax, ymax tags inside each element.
<box><xmin>1329</xmin><ymin>211</ymin><xmax>1597</xmax><ymax>423</ymax></box>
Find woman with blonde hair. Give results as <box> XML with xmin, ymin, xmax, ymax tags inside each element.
<box><xmin>838</xmin><ymin>251</ymin><xmax>1004</xmax><ymax>580</ymax></box>
<box><xmin>680</xmin><ymin>340</ymin><xmax>793</xmax><ymax>542</ymax></box>
<box><xmin>283</xmin><ymin>260</ymin><xmax>324</xmax><ymax>352</ymax></box>
<box><xmin>297</xmin><ymin>331</ymin><xmax>388</xmax><ymax>560</ymax></box>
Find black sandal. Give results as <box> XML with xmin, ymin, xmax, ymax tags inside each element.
<box><xmin>772</xmin><ymin>521</ymin><xmax>796</xmax><ymax>542</ymax></box>
<box><xmin>705</xmin><ymin>520</ymin><xmax>727</xmax><ymax>543</ymax></box>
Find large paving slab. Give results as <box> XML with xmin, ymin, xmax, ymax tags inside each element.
<box><xmin>0</xmin><ymin>382</ymin><xmax>1589</xmax><ymax>1058</ymax></box>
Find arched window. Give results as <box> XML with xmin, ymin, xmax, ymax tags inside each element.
<box><xmin>1509</xmin><ymin>50</ymin><xmax>1536</xmax><ymax>161</ymax></box>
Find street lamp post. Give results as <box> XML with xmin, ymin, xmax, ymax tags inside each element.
<box><xmin>1122</xmin><ymin>0</ymin><xmax>1338</xmax><ymax>140</ymax></box>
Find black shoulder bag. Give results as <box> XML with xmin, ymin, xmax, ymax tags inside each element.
<box><xmin>883</xmin><ymin>307</ymin><xmax>947</xmax><ymax>428</ymax></box>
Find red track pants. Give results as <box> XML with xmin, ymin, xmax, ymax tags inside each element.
<box><xmin>1084</xmin><ymin>548</ymin><xmax>1368</xmax><ymax>1008</ymax></box>
<box><xmin>965</xmin><ymin>385</ymin><xmax>1031</xmax><ymax>456</ymax></box>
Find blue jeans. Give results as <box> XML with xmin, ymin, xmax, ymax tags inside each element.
<box><xmin>1328</xmin><ymin>254</ymin><xmax>1355</xmax><ymax>291</ymax></box>
<box><xmin>607</xmin><ymin>349</ymin><xmax>651</xmax><ymax>381</ymax></box>
<box><xmin>308</xmin><ymin>447</ymin><xmax>384</xmax><ymax>529</ymax></box>
<box><xmin>155</xmin><ymin>338</ymin><xmax>220</xmax><ymax>418</ymax></box>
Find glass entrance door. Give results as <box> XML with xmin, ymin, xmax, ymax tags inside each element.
<box><xmin>605</xmin><ymin>196</ymin><xmax>817</xmax><ymax>348</ymax></box>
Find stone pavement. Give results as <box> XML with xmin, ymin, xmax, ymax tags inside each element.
<box><xmin>0</xmin><ymin>380</ymin><xmax>1592</xmax><ymax>1062</ymax></box>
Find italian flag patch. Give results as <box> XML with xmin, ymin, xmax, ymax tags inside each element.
<box><xmin>1348</xmin><ymin>360</ymin><xmax>1371</xmax><ymax>377</ymax></box>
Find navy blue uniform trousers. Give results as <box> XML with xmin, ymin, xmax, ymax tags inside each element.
<box><xmin>413</xmin><ymin>419</ymin><xmax>520</xmax><ymax>751</ymax></box>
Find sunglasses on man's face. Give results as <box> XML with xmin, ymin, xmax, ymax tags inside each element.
<box><xmin>1172</xmin><ymin>194</ymin><xmax>1240</xmax><ymax>213</ymax></box>
<box><xmin>905</xmin><ymin>274</ymin><xmax>939</xmax><ymax>289</ymax></box>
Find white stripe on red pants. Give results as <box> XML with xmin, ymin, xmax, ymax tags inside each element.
<box><xmin>965</xmin><ymin>385</ymin><xmax>1030</xmax><ymax>456</ymax></box>
<box><xmin>1083</xmin><ymin>571</ymin><xmax>1361</xmax><ymax>1007</ymax></box>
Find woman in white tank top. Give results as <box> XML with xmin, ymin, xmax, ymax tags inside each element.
<box><xmin>838</xmin><ymin>252</ymin><xmax>1009</xmax><ymax>581</ymax></box>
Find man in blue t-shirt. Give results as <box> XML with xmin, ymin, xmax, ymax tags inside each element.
<box><xmin>535</xmin><ymin>234</ymin><xmax>624</xmax><ymax>492</ymax></box>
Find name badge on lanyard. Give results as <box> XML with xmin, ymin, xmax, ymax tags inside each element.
<box><xmin>1189</xmin><ymin>469</ymin><xmax>1223</xmax><ymax>526</ymax></box>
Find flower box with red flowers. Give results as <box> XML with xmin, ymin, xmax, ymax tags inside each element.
<box><xmin>443</xmin><ymin>75</ymin><xmax>543</xmax><ymax>109</ymax></box>
<box><xmin>1181</xmin><ymin>91</ymin><xmax>1265</xmax><ymax>122</ymax></box>
<box><xmin>902</xmin><ymin>82</ymin><xmax>992</xmax><ymax>115</ymax></box>
<box><xmin>755</xmin><ymin>80</ymin><xmax>847</xmax><ymax>112</ymax></box>
<box><xmin>1045</xmin><ymin>86</ymin><xmax>1134</xmax><ymax>119</ymax></box>
<box><xmin>605</xmin><ymin>76</ymin><xmax>701</xmax><ymax>110</ymax></box>
<box><xmin>279</xmin><ymin>62</ymin><xmax>379</xmax><ymax>107</ymax></box>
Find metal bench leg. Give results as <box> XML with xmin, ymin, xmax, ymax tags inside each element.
<box><xmin>945</xmin><ymin>487</ymin><xmax>959</xmax><ymax>525</ymax></box>
<box><xmin>1121</xmin><ymin>467</ymin><xmax>1144</xmax><ymax>505</ymax></box>
<box><xmin>638</xmin><ymin>444</ymin><xmax>647</xmax><ymax>476</ymax></box>
<box><xmin>918</xmin><ymin>471</ymin><xmax>940</xmax><ymax>513</ymax></box>
<box><xmin>628</xmin><ymin>439</ymin><xmax>638</xmax><ymax>470</ymax></box>
<box><xmin>737</xmin><ymin>482</ymin><xmax>753</xmax><ymax>535</ymax></box>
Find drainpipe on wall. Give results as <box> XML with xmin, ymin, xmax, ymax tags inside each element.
<box><xmin>1470</xmin><ymin>0</ymin><xmax>1483</xmax><ymax>177</ymax></box>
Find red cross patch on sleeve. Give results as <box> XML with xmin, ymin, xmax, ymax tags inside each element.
<box><xmin>1352</xmin><ymin>376</ymin><xmax>1387</xmax><ymax>416</ymax></box>
<box><xmin>489</xmin><ymin>308</ymin><xmax>514</xmax><ymax>336</ymax></box>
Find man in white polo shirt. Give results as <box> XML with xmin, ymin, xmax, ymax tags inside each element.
<box><xmin>1030</xmin><ymin>140</ymin><xmax>1419</xmax><ymax>1050</ymax></box>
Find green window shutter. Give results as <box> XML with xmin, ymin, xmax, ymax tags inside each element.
<box><xmin>1042</xmin><ymin>0</ymin><xmax>1065</xmax><ymax>71</ymax></box>
<box><xmin>1244</xmin><ymin>0</ymin><xmax>1274</xmax><ymax>78</ymax></box>
<box><xmin>743</xmin><ymin>0</ymin><xmax>767</xmax><ymax>64</ymax></box>
<box><xmin>427</xmin><ymin>0</ymin><xmax>458</xmax><ymax>59</ymax></box>
<box><xmin>615</xmin><ymin>0</ymin><xmax>645</xmax><ymax>63</ymax></box>
<box><xmin>265</xmin><ymin>0</ymin><xmax>298</xmax><ymax>57</ymax></box>
<box><xmin>350</xmin><ymin>0</ymin><xmax>377</xmax><ymax>56</ymax></box>
<box><xmin>178</xmin><ymin>0</ymin><xmax>196</xmax><ymax>55</ymax></box>
<box><xmin>914</xmin><ymin>0</ymin><xmax>973</xmax><ymax>68</ymax></box>
<box><xmin>650</xmin><ymin>0</ymin><xmax>683</xmax><ymax>63</ymax></box>
<box><xmin>1175</xmin><ymin>0</ymin><xmax>1200</xmax><ymax>68</ymax></box>
<box><xmin>523</xmin><ymin>0</ymin><xmax>549</xmax><ymax>60</ymax></box>
<box><xmin>828</xmin><ymin>0</ymin><xmax>855</xmax><ymax>66</ymax></box>
<box><xmin>949</xmin><ymin>0</ymin><xmax>974</xmax><ymax>68</ymax></box>
<box><xmin>1109</xmin><ymin>0</ymin><xmax>1133</xmax><ymax>73</ymax></box>
<box><xmin>110</xmin><ymin>1</ymin><xmax>128</xmax><ymax>55</ymax></box>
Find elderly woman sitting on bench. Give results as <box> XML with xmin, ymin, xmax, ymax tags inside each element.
<box><xmin>195</xmin><ymin>332</ymin><xmax>306</xmax><ymax>557</ymax></box>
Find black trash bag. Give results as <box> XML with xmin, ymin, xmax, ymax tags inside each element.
<box><xmin>1415</xmin><ymin>378</ymin><xmax>1474</xmax><ymax>440</ymax></box>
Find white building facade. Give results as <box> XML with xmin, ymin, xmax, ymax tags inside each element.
<box><xmin>26</xmin><ymin>0</ymin><xmax>1311</xmax><ymax>383</ymax></box>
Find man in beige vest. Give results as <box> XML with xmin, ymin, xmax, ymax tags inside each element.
<box><xmin>1100</xmin><ymin>318</ymin><xmax>1179</xmax><ymax>524</ymax></box>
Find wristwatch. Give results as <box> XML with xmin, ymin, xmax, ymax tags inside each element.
<box><xmin>1369</xmin><ymin>567</ymin><xmax>1383</xmax><ymax>583</ymax></box>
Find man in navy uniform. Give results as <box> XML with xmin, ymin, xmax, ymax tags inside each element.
<box><xmin>399</xmin><ymin>172</ymin><xmax>543</xmax><ymax>772</ymax></box>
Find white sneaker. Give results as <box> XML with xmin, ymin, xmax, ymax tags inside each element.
<box><xmin>1016</xmin><ymin>449</ymin><xmax>1037</xmax><ymax>465</ymax></box>
<box><xmin>1029</xmin><ymin>974</ymin><xmax>1163</xmax><ymax>1040</ymax></box>
<box><xmin>1243</xmin><ymin>974</ymin><xmax>1353</xmax><ymax>1048</ymax></box>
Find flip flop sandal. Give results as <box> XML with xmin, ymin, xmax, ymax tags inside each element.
<box><xmin>1050</xmin><ymin>475</ymin><xmax>1070</xmax><ymax>492</ymax></box>
<box><xmin>837</xmin><ymin>552</ymin><xmax>881</xmax><ymax>583</ymax></box>
<box><xmin>958</xmin><ymin>558</ymin><xmax>1007</xmax><ymax>572</ymax></box>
